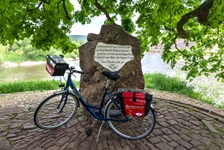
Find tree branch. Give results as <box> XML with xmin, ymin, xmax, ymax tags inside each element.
<box><xmin>27</xmin><ymin>2</ymin><xmax>42</xmax><ymax>12</ymax></box>
<box><xmin>94</xmin><ymin>0</ymin><xmax>116</xmax><ymax>24</ymax></box>
<box><xmin>62</xmin><ymin>0</ymin><xmax>71</xmax><ymax>20</ymax></box>
<box><xmin>40</xmin><ymin>0</ymin><xmax>51</xmax><ymax>4</ymax></box>
<box><xmin>176</xmin><ymin>0</ymin><xmax>214</xmax><ymax>38</ymax></box>
<box><xmin>164</xmin><ymin>26</ymin><xmax>177</xmax><ymax>34</ymax></box>
<box><xmin>57</xmin><ymin>0</ymin><xmax>71</xmax><ymax>20</ymax></box>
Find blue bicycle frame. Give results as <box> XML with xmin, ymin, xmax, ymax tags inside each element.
<box><xmin>61</xmin><ymin>72</ymin><xmax>126</xmax><ymax>122</ymax></box>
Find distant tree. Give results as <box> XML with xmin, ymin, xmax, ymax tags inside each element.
<box><xmin>0</xmin><ymin>0</ymin><xmax>223</xmax><ymax>80</ymax></box>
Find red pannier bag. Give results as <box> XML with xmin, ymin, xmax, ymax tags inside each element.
<box><xmin>46</xmin><ymin>55</ymin><xmax>69</xmax><ymax>76</ymax></box>
<box><xmin>117</xmin><ymin>92</ymin><xmax>152</xmax><ymax>117</ymax></box>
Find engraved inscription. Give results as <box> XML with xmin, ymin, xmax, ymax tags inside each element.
<box><xmin>94</xmin><ymin>42</ymin><xmax>134</xmax><ymax>71</ymax></box>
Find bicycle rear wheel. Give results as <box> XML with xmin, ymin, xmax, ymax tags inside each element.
<box><xmin>34</xmin><ymin>92</ymin><xmax>79</xmax><ymax>129</ymax></box>
<box><xmin>105</xmin><ymin>99</ymin><xmax>156</xmax><ymax>140</ymax></box>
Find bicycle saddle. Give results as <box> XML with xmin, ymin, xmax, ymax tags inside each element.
<box><xmin>102</xmin><ymin>71</ymin><xmax>121</xmax><ymax>81</ymax></box>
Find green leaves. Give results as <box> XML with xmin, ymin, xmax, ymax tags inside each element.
<box><xmin>0</xmin><ymin>0</ymin><xmax>75</xmax><ymax>52</ymax></box>
<box><xmin>208</xmin><ymin>0</ymin><xmax>224</xmax><ymax>28</ymax></box>
<box><xmin>121</xmin><ymin>17</ymin><xmax>135</xmax><ymax>34</ymax></box>
<box><xmin>1</xmin><ymin>0</ymin><xmax>224</xmax><ymax>81</ymax></box>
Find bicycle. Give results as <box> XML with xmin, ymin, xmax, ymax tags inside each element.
<box><xmin>34</xmin><ymin>55</ymin><xmax>156</xmax><ymax>140</ymax></box>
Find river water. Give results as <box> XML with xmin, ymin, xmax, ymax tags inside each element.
<box><xmin>0</xmin><ymin>53</ymin><xmax>223</xmax><ymax>105</ymax></box>
<box><xmin>0</xmin><ymin>54</ymin><xmax>177</xmax><ymax>82</ymax></box>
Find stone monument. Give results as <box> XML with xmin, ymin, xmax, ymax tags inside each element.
<box><xmin>78</xmin><ymin>24</ymin><xmax>144</xmax><ymax>110</ymax></box>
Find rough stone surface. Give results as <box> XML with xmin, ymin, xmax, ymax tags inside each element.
<box><xmin>78</xmin><ymin>24</ymin><xmax>144</xmax><ymax>107</ymax></box>
<box><xmin>0</xmin><ymin>91</ymin><xmax>224</xmax><ymax>150</ymax></box>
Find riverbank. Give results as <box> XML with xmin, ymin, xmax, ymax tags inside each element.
<box><xmin>0</xmin><ymin>57</ymin><xmax>77</xmax><ymax>68</ymax></box>
<box><xmin>0</xmin><ymin>61</ymin><xmax>45</xmax><ymax>68</ymax></box>
<box><xmin>0</xmin><ymin>54</ymin><xmax>223</xmax><ymax>108</ymax></box>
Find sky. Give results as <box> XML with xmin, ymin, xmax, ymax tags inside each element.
<box><xmin>69</xmin><ymin>0</ymin><xmax>106</xmax><ymax>35</ymax></box>
<box><xmin>69</xmin><ymin>0</ymin><xmax>122</xmax><ymax>36</ymax></box>
<box><xmin>69</xmin><ymin>16</ymin><xmax>107</xmax><ymax>35</ymax></box>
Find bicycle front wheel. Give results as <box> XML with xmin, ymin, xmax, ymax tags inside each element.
<box><xmin>34</xmin><ymin>92</ymin><xmax>79</xmax><ymax>130</ymax></box>
<box><xmin>105</xmin><ymin>100</ymin><xmax>156</xmax><ymax>140</ymax></box>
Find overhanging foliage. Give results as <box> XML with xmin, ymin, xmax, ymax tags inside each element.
<box><xmin>0</xmin><ymin>0</ymin><xmax>223</xmax><ymax>81</ymax></box>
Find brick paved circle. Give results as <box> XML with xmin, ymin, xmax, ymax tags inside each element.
<box><xmin>0</xmin><ymin>91</ymin><xmax>223</xmax><ymax>150</ymax></box>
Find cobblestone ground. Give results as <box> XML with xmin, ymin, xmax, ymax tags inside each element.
<box><xmin>0</xmin><ymin>91</ymin><xmax>224</xmax><ymax>150</ymax></box>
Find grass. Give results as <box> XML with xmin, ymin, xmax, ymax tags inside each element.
<box><xmin>0</xmin><ymin>73</ymin><xmax>223</xmax><ymax>109</ymax></box>
<box><xmin>144</xmin><ymin>72</ymin><xmax>223</xmax><ymax>109</ymax></box>
<box><xmin>0</xmin><ymin>80</ymin><xmax>79</xmax><ymax>94</ymax></box>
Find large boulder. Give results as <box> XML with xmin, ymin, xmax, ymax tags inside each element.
<box><xmin>78</xmin><ymin>24</ymin><xmax>144</xmax><ymax>108</ymax></box>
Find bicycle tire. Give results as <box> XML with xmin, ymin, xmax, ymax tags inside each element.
<box><xmin>34</xmin><ymin>92</ymin><xmax>79</xmax><ymax>130</ymax></box>
<box><xmin>105</xmin><ymin>99</ymin><xmax>156</xmax><ymax>140</ymax></box>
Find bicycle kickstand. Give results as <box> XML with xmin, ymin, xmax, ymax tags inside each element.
<box><xmin>96</xmin><ymin>121</ymin><xmax>105</xmax><ymax>142</ymax></box>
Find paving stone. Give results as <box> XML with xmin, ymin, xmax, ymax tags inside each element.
<box><xmin>175</xmin><ymin>145</ymin><xmax>187</xmax><ymax>150</ymax></box>
<box><xmin>161</xmin><ymin>128</ymin><xmax>173</xmax><ymax>135</ymax></box>
<box><xmin>168</xmin><ymin>141</ymin><xmax>179</xmax><ymax>147</ymax></box>
<box><xmin>180</xmin><ymin>134</ymin><xmax>191</xmax><ymax>141</ymax></box>
<box><xmin>9</xmin><ymin>135</ymin><xmax>26</xmax><ymax>141</ymax></box>
<box><xmin>191</xmin><ymin>134</ymin><xmax>201</xmax><ymax>141</ymax></box>
<box><xmin>149</xmin><ymin>137</ymin><xmax>160</xmax><ymax>144</ymax></box>
<box><xmin>108</xmin><ymin>145</ymin><xmax>116</xmax><ymax>150</ymax></box>
<box><xmin>155</xmin><ymin>142</ymin><xmax>173</xmax><ymax>150</ymax></box>
<box><xmin>158</xmin><ymin>121</ymin><xmax>170</xmax><ymax>127</ymax></box>
<box><xmin>46</xmin><ymin>146</ymin><xmax>60</xmax><ymax>150</ymax></box>
<box><xmin>97</xmin><ymin>142</ymin><xmax>104</xmax><ymax>149</ymax></box>
<box><xmin>197</xmin><ymin>145</ymin><xmax>207</xmax><ymax>150</ymax></box>
<box><xmin>162</xmin><ymin>135</ymin><xmax>173</xmax><ymax>142</ymax></box>
<box><xmin>180</xmin><ymin>128</ymin><xmax>191</xmax><ymax>135</ymax></box>
<box><xmin>202</xmin><ymin>120</ymin><xmax>219</xmax><ymax>133</ymax></box>
<box><xmin>177</xmin><ymin>140</ymin><xmax>193</xmax><ymax>149</ymax></box>
<box><xmin>153</xmin><ymin>129</ymin><xmax>163</xmax><ymax>136</ymax></box>
<box><xmin>190</xmin><ymin>140</ymin><xmax>200</xmax><ymax>147</ymax></box>
<box><xmin>214</xmin><ymin>135</ymin><xmax>223</xmax><ymax>145</ymax></box>
<box><xmin>9</xmin><ymin>128</ymin><xmax>21</xmax><ymax>134</ymax></box>
<box><xmin>7</xmin><ymin>134</ymin><xmax>16</xmax><ymax>138</ymax></box>
<box><xmin>189</xmin><ymin>120</ymin><xmax>200</xmax><ymax>126</ymax></box>
<box><xmin>169</xmin><ymin>134</ymin><xmax>182</xmax><ymax>141</ymax></box>
<box><xmin>191</xmin><ymin>125</ymin><xmax>201</xmax><ymax>130</ymax></box>
<box><xmin>209</xmin><ymin>144</ymin><xmax>221</xmax><ymax>150</ymax></box>
<box><xmin>0</xmin><ymin>137</ymin><xmax>11</xmax><ymax>150</ymax></box>
<box><xmin>145</xmin><ymin>142</ymin><xmax>159</xmax><ymax>150</ymax></box>
<box><xmin>136</xmin><ymin>142</ymin><xmax>149</xmax><ymax>150</ymax></box>
<box><xmin>56</xmin><ymin>137</ymin><xmax>70</xmax><ymax>146</ymax></box>
<box><xmin>157</xmin><ymin>118</ymin><xmax>166</xmax><ymax>122</ymax></box>
<box><xmin>122</xmin><ymin>145</ymin><xmax>131</xmax><ymax>150</ymax></box>
<box><xmin>167</xmin><ymin>120</ymin><xmax>178</xmax><ymax>125</ymax></box>
<box><xmin>202</xmin><ymin>137</ymin><xmax>211</xmax><ymax>146</ymax></box>
<box><xmin>23</xmin><ymin>124</ymin><xmax>35</xmax><ymax>130</ymax></box>
<box><xmin>169</xmin><ymin>126</ymin><xmax>180</xmax><ymax>134</ymax></box>
<box><xmin>1</xmin><ymin>91</ymin><xmax>224</xmax><ymax>150</ymax></box>
<box><xmin>10</xmin><ymin>123</ymin><xmax>22</xmax><ymax>129</ymax></box>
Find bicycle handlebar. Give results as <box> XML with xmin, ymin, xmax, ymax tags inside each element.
<box><xmin>72</xmin><ymin>69</ymin><xmax>84</xmax><ymax>74</ymax></box>
<box><xmin>57</xmin><ymin>55</ymin><xmax>84</xmax><ymax>75</ymax></box>
<box><xmin>69</xmin><ymin>66</ymin><xmax>84</xmax><ymax>74</ymax></box>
